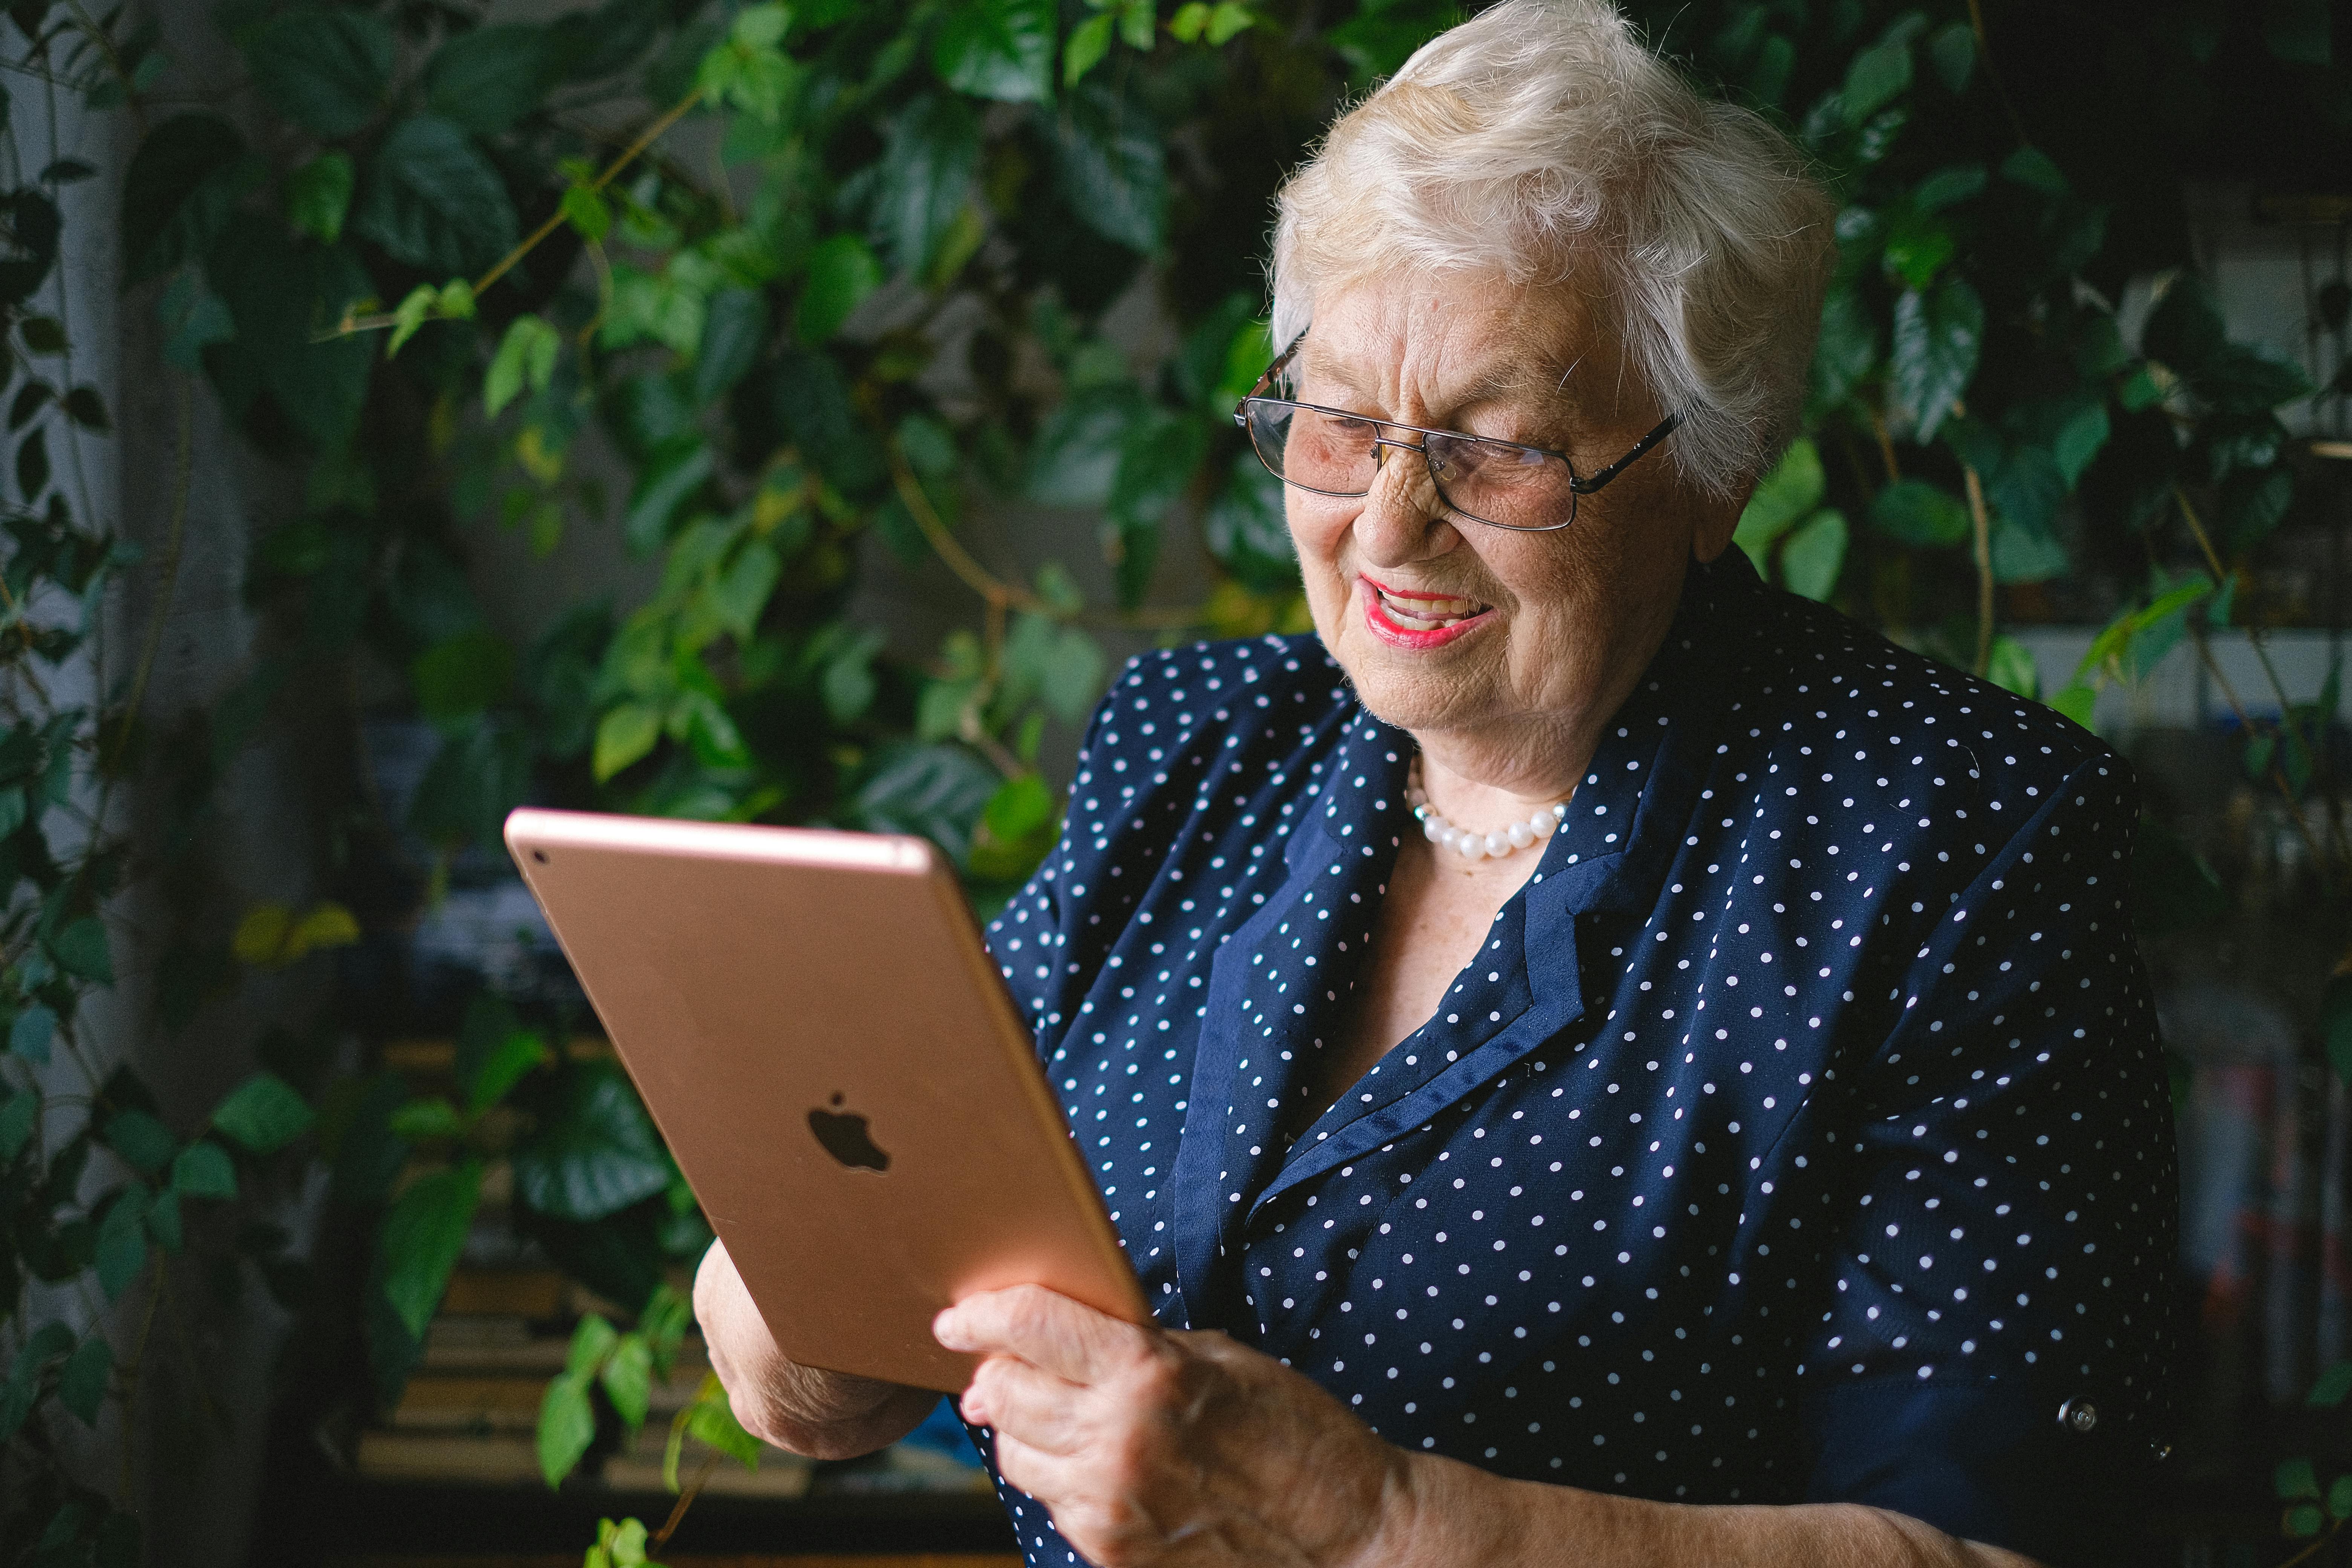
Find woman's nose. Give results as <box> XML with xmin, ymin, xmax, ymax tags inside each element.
<box><xmin>1350</xmin><ymin>439</ymin><xmax>1459</xmax><ymax>567</ymax></box>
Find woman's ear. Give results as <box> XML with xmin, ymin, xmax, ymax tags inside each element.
<box><xmin>1689</xmin><ymin>481</ymin><xmax>1750</xmax><ymax>564</ymax></box>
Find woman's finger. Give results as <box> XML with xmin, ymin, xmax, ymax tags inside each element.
<box><xmin>960</xmin><ymin>1352</ymin><xmax>1096</xmax><ymax>1458</ymax></box>
<box><xmin>936</xmin><ymin>1283</ymin><xmax>1148</xmax><ymax>1385</ymax></box>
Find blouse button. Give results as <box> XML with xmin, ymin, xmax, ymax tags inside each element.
<box><xmin>2057</xmin><ymin>1398</ymin><xmax>2097</xmax><ymax>1434</ymax></box>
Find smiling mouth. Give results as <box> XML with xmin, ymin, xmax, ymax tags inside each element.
<box><xmin>1367</xmin><ymin>580</ymin><xmax>1492</xmax><ymax>632</ymax></box>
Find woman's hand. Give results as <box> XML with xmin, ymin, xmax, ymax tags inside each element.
<box><xmin>935</xmin><ymin>1285</ymin><xmax>1417</xmax><ymax>1568</ymax></box>
<box><xmin>691</xmin><ymin>1238</ymin><xmax>936</xmax><ymax>1459</ymax></box>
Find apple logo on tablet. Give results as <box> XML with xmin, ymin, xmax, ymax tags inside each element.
<box><xmin>807</xmin><ymin>1093</ymin><xmax>890</xmax><ymax>1173</ymax></box>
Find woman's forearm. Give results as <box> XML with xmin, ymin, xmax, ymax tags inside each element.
<box><xmin>1363</xmin><ymin>1450</ymin><xmax>2043</xmax><ymax>1568</ymax></box>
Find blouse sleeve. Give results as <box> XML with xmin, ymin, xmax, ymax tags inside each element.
<box><xmin>1796</xmin><ymin>755</ymin><xmax>2179</xmax><ymax>1568</ymax></box>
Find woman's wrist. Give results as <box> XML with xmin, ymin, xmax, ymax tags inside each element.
<box><xmin>1343</xmin><ymin>1447</ymin><xmax>1519</xmax><ymax>1568</ymax></box>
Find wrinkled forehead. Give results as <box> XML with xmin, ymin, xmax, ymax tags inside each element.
<box><xmin>1291</xmin><ymin>273</ymin><xmax>1632</xmax><ymax>424</ymax></box>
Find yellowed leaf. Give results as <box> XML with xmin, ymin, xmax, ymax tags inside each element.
<box><xmin>232</xmin><ymin>904</ymin><xmax>292</xmax><ymax>968</ymax></box>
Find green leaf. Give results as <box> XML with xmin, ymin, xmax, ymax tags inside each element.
<box><xmin>1809</xmin><ymin>287</ymin><xmax>1877</xmax><ymax>410</ymax></box>
<box><xmin>693</xmin><ymin>288</ymin><xmax>770</xmax><ymax>406</ymax></box>
<box><xmin>96</xmin><ymin>1186</ymin><xmax>150</xmax><ymax>1300</ymax></box>
<box><xmin>2335</xmin><ymin>1474</ymin><xmax>2352</xmax><ymax>1521</ymax></box>
<box><xmin>59</xmin><ymin>1334</ymin><xmax>112</xmax><ymax>1425</ymax></box>
<box><xmin>170</xmin><ymin>1140</ymin><xmax>237</xmax><ymax>1200</ymax></box>
<box><xmin>2281</xmin><ymin>1457</ymin><xmax>2323</xmax><ymax>1500</ymax></box>
<box><xmin>2198</xmin><ymin>342</ymin><xmax>2313</xmax><ymax>414</ymax></box>
<box><xmin>593</xmin><ymin>703</ymin><xmax>662</xmax><ymax>782</ymax></box>
<box><xmin>466</xmin><ymin>1030</ymin><xmax>550</xmax><ymax>1115</ymax></box>
<box><xmin>1064</xmin><ymin>12</ymin><xmax>1115</xmax><ymax>86</ymax></box>
<box><xmin>2308</xmin><ymin>1361</ymin><xmax>2352</xmax><ymax>1406</ymax></box>
<box><xmin>1778</xmin><ymin>508</ymin><xmax>1848</xmax><ymax>601</ymax></box>
<box><xmin>388</xmin><ymin>1098</ymin><xmax>467</xmax><ymax>1140</ymax></box>
<box><xmin>794</xmin><ymin>234</ymin><xmax>882</xmax><ymax>345</ymax></box>
<box><xmin>2288</xmin><ymin>1503</ymin><xmax>2327</xmax><ymax>1538</ymax></box>
<box><xmin>2223</xmin><ymin>466</ymin><xmax>2296</xmax><ymax>553</ymax></box>
<box><xmin>121</xmin><ymin>115</ymin><xmax>263</xmax><ymax>284</ymax></box>
<box><xmin>423</xmin><ymin>24</ymin><xmax>555</xmax><ymax>135</ymax></box>
<box><xmin>536</xmin><ymin>1371</ymin><xmax>597</xmax><ymax>1488</ymax></box>
<box><xmin>1841</xmin><ymin>33</ymin><xmax>1915</xmax><ymax>126</ymax></box>
<box><xmin>1926</xmin><ymin>21</ymin><xmax>1974</xmax><ymax>92</ymax></box>
<box><xmin>1044</xmin><ymin>626</ymin><xmax>1108</xmax><ymax>725</ymax></box>
<box><xmin>245</xmin><ymin>8</ymin><xmax>395</xmax><ymax>137</ymax></box>
<box><xmin>485</xmin><ymin>315</ymin><xmax>562</xmax><ymax>418</ymax></box>
<box><xmin>624</xmin><ymin>439</ymin><xmax>714</xmax><ymax>556</ymax></box>
<box><xmin>412</xmin><ymin>629</ymin><xmax>514</xmax><ymax>723</ymax></box>
<box><xmin>566</xmin><ymin>1313</ymin><xmax>622</xmax><ymax>1378</ymax></box>
<box><xmin>851</xmin><ymin>743</ymin><xmax>1003</xmax><ymax>863</ymax></box>
<box><xmin>354</xmin><ymin>117</ymin><xmax>521</xmax><ymax>276</ymax></box>
<box><xmin>1204</xmin><ymin>453</ymin><xmax>1297</xmax><ymax>592</ymax></box>
<box><xmin>52</xmin><ymin>916</ymin><xmax>112</xmax><ymax>983</ymax></box>
<box><xmin>146</xmin><ymin>1188</ymin><xmax>185</xmax><ymax>1254</ymax></box>
<box><xmin>103</xmin><ymin>1109</ymin><xmax>175</xmax><ymax>1175</ymax></box>
<box><xmin>210</xmin><ymin>1071</ymin><xmax>315</xmax><ymax>1154</ymax></box>
<box><xmin>2001</xmin><ymin>145</ymin><xmax>2068</xmax><ymax>196</ymax></box>
<box><xmin>821</xmin><ymin>625</ymin><xmax>887</xmax><ymax>724</ymax></box>
<box><xmin>712</xmin><ymin>540</ymin><xmax>782</xmax><ymax>643</ymax></box>
<box><xmin>934</xmin><ymin>0</ymin><xmax>1056</xmax><ymax>103</ymax></box>
<box><xmin>2144</xmin><ymin>275</ymin><xmax>2225</xmax><ymax>378</ymax></box>
<box><xmin>286</xmin><ymin>151</ymin><xmax>355</xmax><ymax>246</ymax></box>
<box><xmin>1888</xmin><ymin>276</ymin><xmax>1983</xmax><ymax>442</ymax></box>
<box><xmin>1054</xmin><ymin>81</ymin><xmax>1167</xmax><ymax>253</ymax></box>
<box><xmin>2050</xmin><ymin>683</ymin><xmax>2096</xmax><ymax>730</ymax></box>
<box><xmin>1985</xmin><ymin>635</ymin><xmax>2039</xmax><ymax>699</ymax></box>
<box><xmin>10</xmin><ymin>1003</ymin><xmax>54</xmax><ymax>1064</ymax></box>
<box><xmin>2263</xmin><ymin>0</ymin><xmax>2332</xmax><ymax>65</ymax></box>
<box><xmin>873</xmin><ymin>95</ymin><xmax>982</xmax><ymax>279</ymax></box>
<box><xmin>380</xmin><ymin>1159</ymin><xmax>485</xmax><ymax>1339</ymax></box>
<box><xmin>1736</xmin><ymin>439</ymin><xmax>1825</xmax><ymax>548</ymax></box>
<box><xmin>205</xmin><ymin>225</ymin><xmax>376</xmax><ymax>450</ymax></box>
<box><xmin>1867</xmin><ymin>479</ymin><xmax>1969</xmax><ymax>547</ymax></box>
<box><xmin>15</xmin><ymin>427</ymin><xmax>46</xmax><ymax>503</ymax></box>
<box><xmin>156</xmin><ymin>270</ymin><xmax>236</xmax><ymax>375</ymax></box>
<box><xmin>510</xmin><ymin>1065</ymin><xmax>671</xmax><ymax>1222</ymax></box>
<box><xmin>2050</xmin><ymin>397</ymin><xmax>2110</xmax><ymax>487</ymax></box>
<box><xmin>686</xmin><ymin>1374</ymin><xmax>761</xmax><ymax>1467</ymax></box>
<box><xmin>561</xmin><ymin>183</ymin><xmax>612</xmax><ymax>244</ymax></box>
<box><xmin>1990</xmin><ymin>515</ymin><xmax>2070</xmax><ymax>584</ymax></box>
<box><xmin>0</xmin><ymin>1090</ymin><xmax>36</xmax><ymax>1162</ymax></box>
<box><xmin>1912</xmin><ymin>163</ymin><xmax>1986</xmax><ymax>214</ymax></box>
<box><xmin>600</xmin><ymin>1332</ymin><xmax>654</xmax><ymax>1428</ymax></box>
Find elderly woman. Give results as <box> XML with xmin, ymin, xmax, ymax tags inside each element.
<box><xmin>694</xmin><ymin>2</ymin><xmax>2177</xmax><ymax>1564</ymax></box>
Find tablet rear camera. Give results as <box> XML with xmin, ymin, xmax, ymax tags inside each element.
<box><xmin>531</xmin><ymin>849</ymin><xmax>548</xmax><ymax>863</ymax></box>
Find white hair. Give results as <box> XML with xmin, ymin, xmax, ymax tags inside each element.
<box><xmin>1270</xmin><ymin>0</ymin><xmax>1836</xmax><ymax>498</ymax></box>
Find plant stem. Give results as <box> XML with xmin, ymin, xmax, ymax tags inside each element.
<box><xmin>326</xmin><ymin>88</ymin><xmax>706</xmax><ymax>339</ymax></box>
<box><xmin>887</xmin><ymin>451</ymin><xmax>1204</xmax><ymax>632</ymax></box>
<box><xmin>1962</xmin><ymin>462</ymin><xmax>1993</xmax><ymax>675</ymax></box>
<box><xmin>102</xmin><ymin>377</ymin><xmax>193</xmax><ymax>773</ymax></box>
<box><xmin>651</xmin><ymin>1450</ymin><xmax>720</xmax><ymax>1550</ymax></box>
<box><xmin>1962</xmin><ymin>0</ymin><xmax>2034</xmax><ymax>150</ymax></box>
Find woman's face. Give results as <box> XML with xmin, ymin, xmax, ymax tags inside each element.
<box><xmin>1284</xmin><ymin>272</ymin><xmax>1740</xmax><ymax>769</ymax></box>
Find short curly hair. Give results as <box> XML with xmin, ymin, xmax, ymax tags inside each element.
<box><xmin>1271</xmin><ymin>0</ymin><xmax>1836</xmax><ymax>498</ymax></box>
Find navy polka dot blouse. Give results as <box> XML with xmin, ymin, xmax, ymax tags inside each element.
<box><xmin>974</xmin><ymin>550</ymin><xmax>2177</xmax><ymax>1568</ymax></box>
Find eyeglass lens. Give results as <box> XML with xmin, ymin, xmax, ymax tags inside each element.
<box><xmin>1244</xmin><ymin>401</ymin><xmax>1577</xmax><ymax>531</ymax></box>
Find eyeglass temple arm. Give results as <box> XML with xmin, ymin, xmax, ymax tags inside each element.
<box><xmin>1571</xmin><ymin>410</ymin><xmax>1685</xmax><ymax>495</ymax></box>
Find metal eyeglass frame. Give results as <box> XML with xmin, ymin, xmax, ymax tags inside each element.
<box><xmin>1232</xmin><ymin>331</ymin><xmax>1685</xmax><ymax>532</ymax></box>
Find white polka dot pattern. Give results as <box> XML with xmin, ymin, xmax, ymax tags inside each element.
<box><xmin>971</xmin><ymin>553</ymin><xmax>2177</xmax><ymax>1567</ymax></box>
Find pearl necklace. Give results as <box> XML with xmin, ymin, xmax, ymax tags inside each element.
<box><xmin>1406</xmin><ymin>756</ymin><xmax>1570</xmax><ymax>861</ymax></box>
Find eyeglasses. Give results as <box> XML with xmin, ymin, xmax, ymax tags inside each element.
<box><xmin>1233</xmin><ymin>332</ymin><xmax>1684</xmax><ymax>533</ymax></box>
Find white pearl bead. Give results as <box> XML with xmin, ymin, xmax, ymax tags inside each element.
<box><xmin>1456</xmin><ymin>833</ymin><xmax>1486</xmax><ymax>859</ymax></box>
<box><xmin>1423</xmin><ymin>817</ymin><xmax>1446</xmax><ymax>842</ymax></box>
<box><xmin>1484</xmin><ymin>830</ymin><xmax>1510</xmax><ymax>856</ymax></box>
<box><xmin>1530</xmin><ymin>812</ymin><xmax>1556</xmax><ymax>838</ymax></box>
<box><xmin>1507</xmin><ymin>821</ymin><xmax>1534</xmax><ymax>848</ymax></box>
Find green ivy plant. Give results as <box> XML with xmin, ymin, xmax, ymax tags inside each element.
<box><xmin>23</xmin><ymin>0</ymin><xmax>2346</xmax><ymax>1557</ymax></box>
<box><xmin>0</xmin><ymin>8</ymin><xmax>371</xmax><ymax>1561</ymax></box>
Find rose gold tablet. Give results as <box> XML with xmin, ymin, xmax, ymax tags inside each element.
<box><xmin>503</xmin><ymin>807</ymin><xmax>1146</xmax><ymax>1394</ymax></box>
